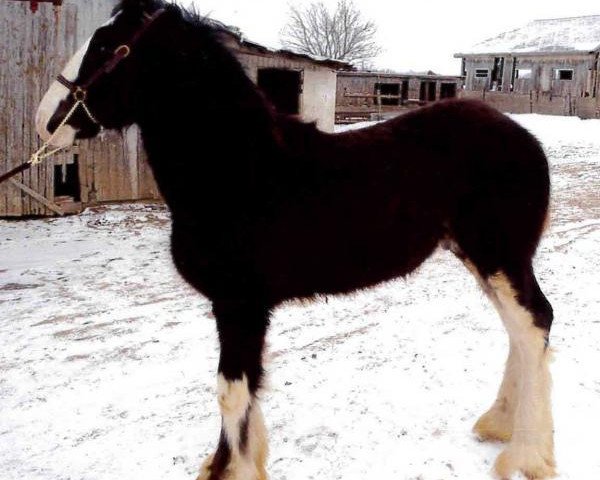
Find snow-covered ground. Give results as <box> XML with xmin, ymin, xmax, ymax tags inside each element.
<box><xmin>1</xmin><ymin>114</ymin><xmax>599</xmax><ymax>480</ymax></box>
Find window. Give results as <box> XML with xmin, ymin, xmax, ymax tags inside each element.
<box><xmin>374</xmin><ymin>83</ymin><xmax>400</xmax><ymax>106</ymax></box>
<box><xmin>555</xmin><ymin>69</ymin><xmax>574</xmax><ymax>81</ymax></box>
<box><xmin>475</xmin><ymin>69</ymin><xmax>489</xmax><ymax>78</ymax></box>
<box><xmin>257</xmin><ymin>69</ymin><xmax>302</xmax><ymax>115</ymax></box>
<box><xmin>419</xmin><ymin>81</ymin><xmax>437</xmax><ymax>101</ymax></box>
<box><xmin>516</xmin><ymin>68</ymin><xmax>532</xmax><ymax>79</ymax></box>
<box><xmin>440</xmin><ymin>83</ymin><xmax>457</xmax><ymax>99</ymax></box>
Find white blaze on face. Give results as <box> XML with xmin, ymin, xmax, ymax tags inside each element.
<box><xmin>35</xmin><ymin>38</ymin><xmax>92</xmax><ymax>148</ymax></box>
<box><xmin>34</xmin><ymin>12</ymin><xmax>121</xmax><ymax>148</ymax></box>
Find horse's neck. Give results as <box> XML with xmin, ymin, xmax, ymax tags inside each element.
<box><xmin>135</xmin><ymin>40</ymin><xmax>282</xmax><ymax>214</ymax></box>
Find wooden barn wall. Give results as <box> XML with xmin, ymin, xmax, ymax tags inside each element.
<box><xmin>463</xmin><ymin>54</ymin><xmax>596</xmax><ymax>97</ymax></box>
<box><xmin>459</xmin><ymin>90</ymin><xmax>600</xmax><ymax>118</ymax></box>
<box><xmin>0</xmin><ymin>1</ymin><xmax>160</xmax><ymax>218</ymax></box>
<box><xmin>0</xmin><ymin>1</ymin><xmax>76</xmax><ymax>216</ymax></box>
<box><xmin>336</xmin><ymin>75</ymin><xmax>461</xmax><ymax>107</ymax></box>
<box><xmin>71</xmin><ymin>1</ymin><xmax>160</xmax><ymax>205</ymax></box>
<box><xmin>460</xmin><ymin>53</ymin><xmax>600</xmax><ymax>118</ymax></box>
<box><xmin>235</xmin><ymin>49</ymin><xmax>338</xmax><ymax>132</ymax></box>
<box><xmin>2</xmin><ymin>4</ymin><xmax>340</xmax><ymax>217</ymax></box>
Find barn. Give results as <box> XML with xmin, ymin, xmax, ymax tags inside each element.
<box><xmin>455</xmin><ymin>15</ymin><xmax>600</xmax><ymax>118</ymax></box>
<box><xmin>335</xmin><ymin>71</ymin><xmax>463</xmax><ymax>124</ymax></box>
<box><xmin>220</xmin><ymin>28</ymin><xmax>349</xmax><ymax>133</ymax></box>
<box><xmin>0</xmin><ymin>0</ymin><xmax>347</xmax><ymax>217</ymax></box>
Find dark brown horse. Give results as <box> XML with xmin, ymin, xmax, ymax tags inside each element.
<box><xmin>35</xmin><ymin>1</ymin><xmax>555</xmax><ymax>479</ymax></box>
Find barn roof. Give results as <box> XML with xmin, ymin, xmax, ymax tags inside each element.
<box><xmin>205</xmin><ymin>18</ymin><xmax>352</xmax><ymax>70</ymax></box>
<box><xmin>456</xmin><ymin>15</ymin><xmax>600</xmax><ymax>56</ymax></box>
<box><xmin>337</xmin><ymin>71</ymin><xmax>461</xmax><ymax>81</ymax></box>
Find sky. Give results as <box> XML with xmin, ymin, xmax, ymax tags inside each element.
<box><xmin>174</xmin><ymin>0</ymin><xmax>600</xmax><ymax>75</ymax></box>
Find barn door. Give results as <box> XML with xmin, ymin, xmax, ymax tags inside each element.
<box><xmin>0</xmin><ymin>0</ymin><xmax>78</xmax><ymax>216</ymax></box>
<box><xmin>257</xmin><ymin>68</ymin><xmax>302</xmax><ymax>115</ymax></box>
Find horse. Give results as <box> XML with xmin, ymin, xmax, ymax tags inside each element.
<box><xmin>35</xmin><ymin>1</ymin><xmax>556</xmax><ymax>479</ymax></box>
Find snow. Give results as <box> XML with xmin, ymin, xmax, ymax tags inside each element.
<box><xmin>458</xmin><ymin>15</ymin><xmax>600</xmax><ymax>55</ymax></box>
<box><xmin>1</xmin><ymin>114</ymin><xmax>600</xmax><ymax>480</ymax></box>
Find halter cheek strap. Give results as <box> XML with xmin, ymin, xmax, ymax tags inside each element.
<box><xmin>31</xmin><ymin>8</ymin><xmax>167</xmax><ymax>166</ymax></box>
<box><xmin>55</xmin><ymin>8</ymin><xmax>166</xmax><ymax>119</ymax></box>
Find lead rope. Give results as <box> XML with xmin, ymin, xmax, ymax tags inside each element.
<box><xmin>29</xmin><ymin>99</ymin><xmax>100</xmax><ymax>165</ymax></box>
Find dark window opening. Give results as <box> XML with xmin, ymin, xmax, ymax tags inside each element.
<box><xmin>420</xmin><ymin>81</ymin><xmax>436</xmax><ymax>101</ymax></box>
<box><xmin>374</xmin><ymin>83</ymin><xmax>400</xmax><ymax>106</ymax></box>
<box><xmin>510</xmin><ymin>60</ymin><xmax>518</xmax><ymax>92</ymax></box>
<box><xmin>556</xmin><ymin>69</ymin><xmax>574</xmax><ymax>81</ymax></box>
<box><xmin>53</xmin><ymin>155</ymin><xmax>80</xmax><ymax>202</ymax></box>
<box><xmin>491</xmin><ymin>57</ymin><xmax>505</xmax><ymax>90</ymax></box>
<box><xmin>428</xmin><ymin>81</ymin><xmax>436</xmax><ymax>101</ymax></box>
<box><xmin>257</xmin><ymin>68</ymin><xmax>302</xmax><ymax>115</ymax></box>
<box><xmin>401</xmin><ymin>80</ymin><xmax>409</xmax><ymax>102</ymax></box>
<box><xmin>440</xmin><ymin>83</ymin><xmax>457</xmax><ymax>99</ymax></box>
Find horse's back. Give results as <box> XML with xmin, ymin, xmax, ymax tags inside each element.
<box><xmin>270</xmin><ymin>99</ymin><xmax>552</xmax><ymax>293</ymax></box>
<box><xmin>391</xmin><ymin>99</ymin><xmax>550</xmax><ymax>273</ymax></box>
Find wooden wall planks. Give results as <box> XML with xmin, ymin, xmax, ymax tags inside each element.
<box><xmin>1</xmin><ymin>1</ymin><xmax>161</xmax><ymax>217</ymax></box>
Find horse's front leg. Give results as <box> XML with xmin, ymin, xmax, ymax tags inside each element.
<box><xmin>198</xmin><ymin>300</ymin><xmax>269</xmax><ymax>480</ymax></box>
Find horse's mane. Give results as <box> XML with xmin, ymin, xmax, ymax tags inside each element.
<box><xmin>111</xmin><ymin>0</ymin><xmax>324</xmax><ymax>157</ymax></box>
<box><xmin>112</xmin><ymin>0</ymin><xmax>234</xmax><ymax>39</ymax></box>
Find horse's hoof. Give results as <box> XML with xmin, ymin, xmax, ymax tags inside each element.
<box><xmin>473</xmin><ymin>406</ymin><xmax>513</xmax><ymax>442</ymax></box>
<box><xmin>196</xmin><ymin>454</ymin><xmax>215</xmax><ymax>480</ymax></box>
<box><xmin>494</xmin><ymin>444</ymin><xmax>556</xmax><ymax>480</ymax></box>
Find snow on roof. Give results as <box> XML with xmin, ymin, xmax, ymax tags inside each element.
<box><xmin>457</xmin><ymin>15</ymin><xmax>600</xmax><ymax>56</ymax></box>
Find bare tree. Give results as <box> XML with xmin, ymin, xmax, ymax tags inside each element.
<box><xmin>280</xmin><ymin>0</ymin><xmax>382</xmax><ymax>66</ymax></box>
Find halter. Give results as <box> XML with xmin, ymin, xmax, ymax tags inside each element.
<box><xmin>1</xmin><ymin>8</ymin><xmax>166</xmax><ymax>186</ymax></box>
<box><xmin>55</xmin><ymin>8</ymin><xmax>166</xmax><ymax>128</ymax></box>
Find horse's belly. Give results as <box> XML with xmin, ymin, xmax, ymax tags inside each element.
<box><xmin>261</xmin><ymin>210</ymin><xmax>444</xmax><ymax>300</ymax></box>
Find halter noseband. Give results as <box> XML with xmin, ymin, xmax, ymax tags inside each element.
<box><xmin>56</xmin><ymin>8</ymin><xmax>166</xmax><ymax>125</ymax></box>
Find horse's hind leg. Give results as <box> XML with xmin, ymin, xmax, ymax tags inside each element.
<box><xmin>456</xmin><ymin>257</ymin><xmax>519</xmax><ymax>443</ymax></box>
<box><xmin>473</xmin><ymin>338</ymin><xmax>519</xmax><ymax>443</ymax></box>
<box><xmin>460</xmin><ymin>254</ymin><xmax>555</xmax><ymax>479</ymax></box>
<box><xmin>486</xmin><ymin>269</ymin><xmax>555</xmax><ymax>480</ymax></box>
<box><xmin>197</xmin><ymin>300</ymin><xmax>269</xmax><ymax>480</ymax></box>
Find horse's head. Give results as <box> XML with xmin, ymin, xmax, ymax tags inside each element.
<box><xmin>35</xmin><ymin>0</ymin><xmax>169</xmax><ymax>148</ymax></box>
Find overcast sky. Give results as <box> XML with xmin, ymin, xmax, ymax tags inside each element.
<box><xmin>175</xmin><ymin>0</ymin><xmax>600</xmax><ymax>75</ymax></box>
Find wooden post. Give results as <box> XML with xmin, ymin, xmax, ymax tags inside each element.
<box><xmin>529</xmin><ymin>90</ymin><xmax>533</xmax><ymax>113</ymax></box>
